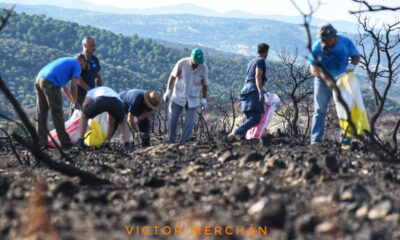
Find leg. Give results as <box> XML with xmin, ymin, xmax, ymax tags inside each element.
<box><xmin>179</xmin><ymin>106</ymin><xmax>198</xmax><ymax>143</ymax></box>
<box><xmin>310</xmin><ymin>78</ymin><xmax>333</xmax><ymax>144</ymax></box>
<box><xmin>44</xmin><ymin>81</ymin><xmax>72</xmax><ymax>146</ymax></box>
<box><xmin>234</xmin><ymin>111</ymin><xmax>263</xmax><ymax>137</ymax></box>
<box><xmin>120</xmin><ymin>118</ymin><xmax>131</xmax><ymax>143</ymax></box>
<box><xmin>106</xmin><ymin>113</ymin><xmax>116</xmax><ymax>141</ymax></box>
<box><xmin>35</xmin><ymin>80</ymin><xmax>50</xmax><ymax>147</ymax></box>
<box><xmin>138</xmin><ymin>118</ymin><xmax>150</xmax><ymax>147</ymax></box>
<box><xmin>167</xmin><ymin>101</ymin><xmax>183</xmax><ymax>143</ymax></box>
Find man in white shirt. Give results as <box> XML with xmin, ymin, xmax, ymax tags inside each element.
<box><xmin>163</xmin><ymin>48</ymin><xmax>209</xmax><ymax>143</ymax></box>
<box><xmin>74</xmin><ymin>86</ymin><xmax>125</xmax><ymax>149</ymax></box>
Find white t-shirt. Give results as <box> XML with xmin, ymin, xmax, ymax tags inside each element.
<box><xmin>86</xmin><ymin>86</ymin><xmax>122</xmax><ymax>102</ymax></box>
<box><xmin>170</xmin><ymin>57</ymin><xmax>208</xmax><ymax>108</ymax></box>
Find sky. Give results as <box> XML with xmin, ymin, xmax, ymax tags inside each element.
<box><xmin>2</xmin><ymin>0</ymin><xmax>399</xmax><ymax>23</ymax></box>
<box><xmin>82</xmin><ymin>0</ymin><xmax>399</xmax><ymax>23</ymax></box>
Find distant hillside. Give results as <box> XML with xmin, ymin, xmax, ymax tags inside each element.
<box><xmin>0</xmin><ymin>9</ymin><xmax>257</xmax><ymax>111</ymax></box>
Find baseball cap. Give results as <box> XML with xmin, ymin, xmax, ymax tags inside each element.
<box><xmin>317</xmin><ymin>23</ymin><xmax>337</xmax><ymax>40</ymax></box>
<box><xmin>191</xmin><ymin>48</ymin><xmax>204</xmax><ymax>65</ymax></box>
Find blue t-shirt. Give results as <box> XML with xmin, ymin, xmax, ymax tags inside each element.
<box><xmin>37</xmin><ymin>57</ymin><xmax>81</xmax><ymax>88</ymax></box>
<box><xmin>77</xmin><ymin>55</ymin><xmax>101</xmax><ymax>105</ymax></box>
<box><xmin>119</xmin><ymin>89</ymin><xmax>150</xmax><ymax>116</ymax></box>
<box><xmin>245</xmin><ymin>56</ymin><xmax>267</xmax><ymax>84</ymax></box>
<box><xmin>309</xmin><ymin>35</ymin><xmax>359</xmax><ymax>78</ymax></box>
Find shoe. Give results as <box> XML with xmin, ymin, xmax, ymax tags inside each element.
<box><xmin>103</xmin><ymin>141</ymin><xmax>111</xmax><ymax>148</ymax></box>
<box><xmin>61</xmin><ymin>144</ymin><xmax>72</xmax><ymax>151</ymax></box>
<box><xmin>341</xmin><ymin>144</ymin><xmax>351</xmax><ymax>150</ymax></box>
<box><xmin>73</xmin><ymin>139</ymin><xmax>85</xmax><ymax>150</ymax></box>
<box><xmin>228</xmin><ymin>132</ymin><xmax>241</xmax><ymax>141</ymax></box>
<box><xmin>124</xmin><ymin>142</ymin><xmax>135</xmax><ymax>150</ymax></box>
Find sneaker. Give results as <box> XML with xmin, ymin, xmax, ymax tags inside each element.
<box><xmin>341</xmin><ymin>144</ymin><xmax>351</xmax><ymax>150</ymax></box>
<box><xmin>228</xmin><ymin>132</ymin><xmax>241</xmax><ymax>141</ymax></box>
<box><xmin>124</xmin><ymin>142</ymin><xmax>134</xmax><ymax>150</ymax></box>
<box><xmin>73</xmin><ymin>139</ymin><xmax>85</xmax><ymax>150</ymax></box>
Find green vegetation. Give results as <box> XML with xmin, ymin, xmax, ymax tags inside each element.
<box><xmin>0</xmin><ymin>9</ymin><xmax>250</xmax><ymax>112</ymax></box>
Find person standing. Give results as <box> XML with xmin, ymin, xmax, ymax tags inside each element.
<box><xmin>309</xmin><ymin>23</ymin><xmax>360</xmax><ymax>149</ymax></box>
<box><xmin>163</xmin><ymin>48</ymin><xmax>208</xmax><ymax>144</ymax></box>
<box><xmin>228</xmin><ymin>43</ymin><xmax>269</xmax><ymax>140</ymax></box>
<box><xmin>119</xmin><ymin>89</ymin><xmax>162</xmax><ymax>148</ymax></box>
<box><xmin>35</xmin><ymin>54</ymin><xmax>87</xmax><ymax>148</ymax></box>
<box><xmin>71</xmin><ymin>36</ymin><xmax>102</xmax><ymax>115</ymax></box>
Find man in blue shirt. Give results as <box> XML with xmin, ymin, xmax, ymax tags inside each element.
<box><xmin>308</xmin><ymin>23</ymin><xmax>360</xmax><ymax>148</ymax></box>
<box><xmin>35</xmin><ymin>54</ymin><xmax>87</xmax><ymax>149</ymax></box>
<box><xmin>229</xmin><ymin>43</ymin><xmax>269</xmax><ymax>140</ymax></box>
<box><xmin>119</xmin><ymin>89</ymin><xmax>162</xmax><ymax>148</ymax></box>
<box><xmin>70</xmin><ymin>36</ymin><xmax>102</xmax><ymax>116</ymax></box>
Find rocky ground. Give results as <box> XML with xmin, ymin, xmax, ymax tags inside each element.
<box><xmin>0</xmin><ymin>133</ymin><xmax>400</xmax><ymax>240</ymax></box>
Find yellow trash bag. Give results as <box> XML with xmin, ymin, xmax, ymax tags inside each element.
<box><xmin>84</xmin><ymin>112</ymin><xmax>109</xmax><ymax>147</ymax></box>
<box><xmin>333</xmin><ymin>72</ymin><xmax>370</xmax><ymax>138</ymax></box>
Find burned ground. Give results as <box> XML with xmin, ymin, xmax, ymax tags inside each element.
<box><xmin>0</xmin><ymin>134</ymin><xmax>400</xmax><ymax>240</ymax></box>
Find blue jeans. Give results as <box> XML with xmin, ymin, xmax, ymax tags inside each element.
<box><xmin>311</xmin><ymin>78</ymin><xmax>351</xmax><ymax>144</ymax></box>
<box><xmin>234</xmin><ymin>110</ymin><xmax>262</xmax><ymax>137</ymax></box>
<box><xmin>167</xmin><ymin>101</ymin><xmax>198</xmax><ymax>144</ymax></box>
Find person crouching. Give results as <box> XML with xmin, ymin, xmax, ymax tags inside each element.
<box><xmin>74</xmin><ymin>86</ymin><xmax>125</xmax><ymax>150</ymax></box>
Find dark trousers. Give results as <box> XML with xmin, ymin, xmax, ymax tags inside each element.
<box><xmin>234</xmin><ymin>110</ymin><xmax>263</xmax><ymax>137</ymax></box>
<box><xmin>35</xmin><ymin>77</ymin><xmax>72</xmax><ymax>147</ymax></box>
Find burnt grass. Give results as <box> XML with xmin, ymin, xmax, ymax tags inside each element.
<box><xmin>1</xmin><ymin>133</ymin><xmax>400</xmax><ymax>240</ymax></box>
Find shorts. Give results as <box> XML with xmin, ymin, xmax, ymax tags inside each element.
<box><xmin>84</xmin><ymin>96</ymin><xmax>125</xmax><ymax>123</ymax></box>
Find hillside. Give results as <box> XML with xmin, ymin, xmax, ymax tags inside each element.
<box><xmin>0</xmin><ymin>9</ymin><xmax>254</xmax><ymax>111</ymax></box>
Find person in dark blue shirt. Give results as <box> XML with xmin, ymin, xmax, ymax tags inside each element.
<box><xmin>229</xmin><ymin>43</ymin><xmax>269</xmax><ymax>141</ymax></box>
<box><xmin>71</xmin><ymin>36</ymin><xmax>102</xmax><ymax>115</ymax></box>
<box><xmin>119</xmin><ymin>89</ymin><xmax>162</xmax><ymax>148</ymax></box>
<box><xmin>35</xmin><ymin>54</ymin><xmax>87</xmax><ymax>148</ymax></box>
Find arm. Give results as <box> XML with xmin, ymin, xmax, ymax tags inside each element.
<box><xmin>166</xmin><ymin>75</ymin><xmax>176</xmax><ymax>90</ymax></box>
<box><xmin>62</xmin><ymin>86</ymin><xmax>73</xmax><ymax>102</ymax></box>
<box><xmin>138</xmin><ymin>111</ymin><xmax>151</xmax><ymax>122</ymax></box>
<box><xmin>77</xmin><ymin>76</ymin><xmax>90</xmax><ymax>91</ymax></box>
<box><xmin>202</xmin><ymin>83</ymin><xmax>208</xmax><ymax>98</ymax></box>
<box><xmin>127</xmin><ymin>112</ymin><xmax>139</xmax><ymax>133</ymax></box>
<box><xmin>70</xmin><ymin>77</ymin><xmax>78</xmax><ymax>103</ymax></box>
<box><xmin>95</xmin><ymin>71</ymin><xmax>103</xmax><ymax>86</ymax></box>
<box><xmin>255</xmin><ymin>67</ymin><xmax>264</xmax><ymax>93</ymax></box>
<box><xmin>310</xmin><ymin>64</ymin><xmax>325</xmax><ymax>80</ymax></box>
<box><xmin>351</xmin><ymin>55</ymin><xmax>360</xmax><ymax>66</ymax></box>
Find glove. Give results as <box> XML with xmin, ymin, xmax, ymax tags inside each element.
<box><xmin>258</xmin><ymin>92</ymin><xmax>264</xmax><ymax>103</ymax></box>
<box><xmin>201</xmin><ymin>98</ymin><xmax>207</xmax><ymax>108</ymax></box>
<box><xmin>163</xmin><ymin>89</ymin><xmax>172</xmax><ymax>103</ymax></box>
<box><xmin>73</xmin><ymin>102</ymin><xmax>81</xmax><ymax>110</ymax></box>
<box><xmin>346</xmin><ymin>64</ymin><xmax>355</xmax><ymax>73</ymax></box>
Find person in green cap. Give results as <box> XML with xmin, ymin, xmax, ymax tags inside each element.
<box><xmin>163</xmin><ymin>48</ymin><xmax>209</xmax><ymax>143</ymax></box>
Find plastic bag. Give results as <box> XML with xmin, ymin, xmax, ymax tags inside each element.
<box><xmin>333</xmin><ymin>72</ymin><xmax>370</xmax><ymax>138</ymax></box>
<box><xmin>246</xmin><ymin>93</ymin><xmax>280</xmax><ymax>139</ymax></box>
<box><xmin>47</xmin><ymin>110</ymin><xmax>81</xmax><ymax>147</ymax></box>
<box><xmin>84</xmin><ymin>112</ymin><xmax>109</xmax><ymax>147</ymax></box>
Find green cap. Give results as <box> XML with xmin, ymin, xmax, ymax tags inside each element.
<box><xmin>191</xmin><ymin>48</ymin><xmax>204</xmax><ymax>65</ymax></box>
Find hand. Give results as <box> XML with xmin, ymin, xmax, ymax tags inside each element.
<box><xmin>346</xmin><ymin>64</ymin><xmax>355</xmax><ymax>73</ymax></box>
<box><xmin>73</xmin><ymin>102</ymin><xmax>81</xmax><ymax>110</ymax></box>
<box><xmin>258</xmin><ymin>92</ymin><xmax>264</xmax><ymax>103</ymax></box>
<box><xmin>163</xmin><ymin>89</ymin><xmax>172</xmax><ymax>103</ymax></box>
<box><xmin>201</xmin><ymin>98</ymin><xmax>207</xmax><ymax>108</ymax></box>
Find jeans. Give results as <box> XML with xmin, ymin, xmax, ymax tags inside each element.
<box><xmin>234</xmin><ymin>110</ymin><xmax>263</xmax><ymax>137</ymax></box>
<box><xmin>167</xmin><ymin>101</ymin><xmax>198</xmax><ymax>143</ymax></box>
<box><xmin>311</xmin><ymin>78</ymin><xmax>351</xmax><ymax>144</ymax></box>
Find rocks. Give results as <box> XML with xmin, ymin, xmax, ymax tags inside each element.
<box><xmin>368</xmin><ymin>200</ymin><xmax>392</xmax><ymax>220</ymax></box>
<box><xmin>52</xmin><ymin>181</ymin><xmax>79</xmax><ymax>198</ymax></box>
<box><xmin>324</xmin><ymin>155</ymin><xmax>339</xmax><ymax>173</ymax></box>
<box><xmin>239</xmin><ymin>153</ymin><xmax>263</xmax><ymax>167</ymax></box>
<box><xmin>218</xmin><ymin>151</ymin><xmax>236</xmax><ymax>163</ymax></box>
<box><xmin>141</xmin><ymin>176</ymin><xmax>165</xmax><ymax>188</ymax></box>
<box><xmin>339</xmin><ymin>184</ymin><xmax>371</xmax><ymax>203</ymax></box>
<box><xmin>258</xmin><ymin>201</ymin><xmax>286</xmax><ymax>229</ymax></box>
<box><xmin>0</xmin><ymin>177</ymin><xmax>10</xmax><ymax>197</ymax></box>
<box><xmin>295</xmin><ymin>214</ymin><xmax>318</xmax><ymax>233</ymax></box>
<box><xmin>231</xmin><ymin>185</ymin><xmax>251</xmax><ymax>202</ymax></box>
